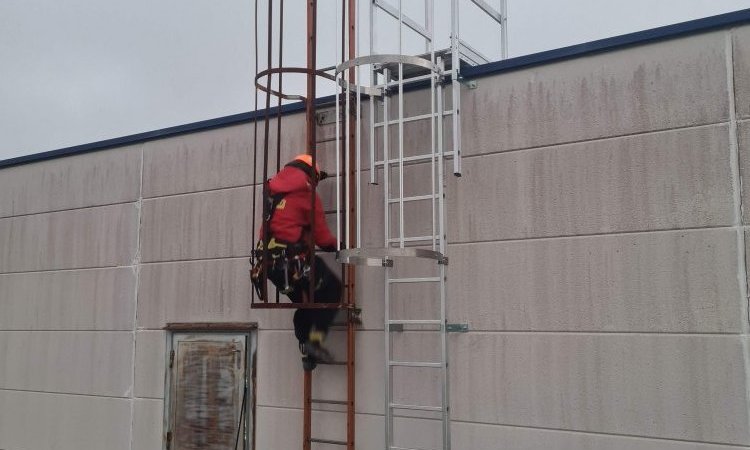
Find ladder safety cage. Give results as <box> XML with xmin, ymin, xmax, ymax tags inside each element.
<box><xmin>334</xmin><ymin>1</ymin><xmax>506</xmax><ymax>450</ymax></box>
<box><xmin>249</xmin><ymin>0</ymin><xmax>351</xmax><ymax>311</ymax></box>
<box><xmin>249</xmin><ymin>2</ymin><xmax>359</xmax><ymax>450</ymax></box>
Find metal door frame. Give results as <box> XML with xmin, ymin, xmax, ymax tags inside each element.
<box><xmin>162</xmin><ymin>324</ymin><xmax>258</xmax><ymax>450</ymax></box>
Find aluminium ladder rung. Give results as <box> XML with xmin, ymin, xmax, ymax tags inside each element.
<box><xmin>389</xmin><ymin>402</ymin><xmax>443</xmax><ymax>412</ymax></box>
<box><xmin>387</xmin><ymin>277</ymin><xmax>441</xmax><ymax>284</ymax></box>
<box><xmin>388</xmin><ymin>360</ymin><xmax>443</xmax><ymax>368</ymax></box>
<box><xmin>388</xmin><ymin>194</ymin><xmax>438</xmax><ymax>204</ymax></box>
<box><xmin>387</xmin><ymin>236</ymin><xmax>439</xmax><ymax>244</ymax></box>
<box><xmin>310</xmin><ymin>438</ymin><xmax>348</xmax><ymax>446</ymax></box>
<box><xmin>390</xmin><ymin>447</ymin><xmax>436</xmax><ymax>450</ymax></box>
<box><xmin>388</xmin><ymin>319</ymin><xmax>442</xmax><ymax>325</ymax></box>
<box><xmin>375</xmin><ymin>151</ymin><xmax>455</xmax><ymax>167</ymax></box>
<box><xmin>374</xmin><ymin>109</ymin><xmax>454</xmax><ymax>128</ymax></box>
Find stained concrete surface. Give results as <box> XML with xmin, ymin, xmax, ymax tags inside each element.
<box><xmin>2</xmin><ymin>20</ymin><xmax>750</xmax><ymax>450</ymax></box>
<box><xmin>734</xmin><ymin>25</ymin><xmax>750</xmax><ymax>120</ymax></box>
<box><xmin>140</xmin><ymin>186</ymin><xmax>258</xmax><ymax>263</ymax></box>
<box><xmin>0</xmin><ymin>203</ymin><xmax>139</xmax><ymax>273</ymax></box>
<box><xmin>738</xmin><ymin>120</ymin><xmax>750</xmax><ymax>223</ymax></box>
<box><xmin>0</xmin><ymin>331</ymin><xmax>133</xmax><ymax>397</ymax></box>
<box><xmin>0</xmin><ymin>267</ymin><xmax>136</xmax><ymax>330</ymax></box>
<box><xmin>461</xmin><ymin>31</ymin><xmax>729</xmax><ymax>156</ymax></box>
<box><xmin>0</xmin><ymin>390</ymin><xmax>132</xmax><ymax>450</ymax></box>
<box><xmin>446</xmin><ymin>228</ymin><xmax>743</xmax><ymax>333</ymax></box>
<box><xmin>450</xmin><ymin>333</ymin><xmax>750</xmax><ymax>445</ymax></box>
<box><xmin>0</xmin><ymin>145</ymin><xmax>142</xmax><ymax>218</ymax></box>
<box><xmin>451</xmin><ymin>124</ymin><xmax>734</xmax><ymax>242</ymax></box>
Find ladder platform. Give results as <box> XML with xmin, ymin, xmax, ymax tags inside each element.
<box><xmin>375</xmin><ymin>47</ymin><xmax>479</xmax><ymax>79</ymax></box>
<box><xmin>337</xmin><ymin>248</ymin><xmax>447</xmax><ymax>266</ymax></box>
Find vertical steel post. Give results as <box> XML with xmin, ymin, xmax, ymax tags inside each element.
<box><xmin>303</xmin><ymin>4</ymin><xmax>316</xmax><ymax>450</ymax></box>
<box><xmin>451</xmin><ymin>0</ymin><xmax>462</xmax><ymax>176</ymax></box>
<box><xmin>429</xmin><ymin>0</ymin><xmax>436</xmax><ymax>252</ymax></box>
<box><xmin>436</xmin><ymin>57</ymin><xmax>450</xmax><ymax>450</ymax></box>
<box><xmin>346</xmin><ymin>3</ymin><xmax>357</xmax><ymax>448</ymax></box>
<box><xmin>501</xmin><ymin>0</ymin><xmax>508</xmax><ymax>59</ymax></box>
<box><xmin>250</xmin><ymin>0</ymin><xmax>261</xmax><ymax>306</ymax></box>
<box><xmin>260</xmin><ymin>0</ymin><xmax>275</xmax><ymax>304</ymax></box>
<box><xmin>369</xmin><ymin>0</ymin><xmax>377</xmax><ymax>186</ymax></box>
<box><xmin>336</xmin><ymin>0</ymin><xmax>342</xmax><ymax>251</ymax></box>
<box><xmin>382</xmin><ymin>66</ymin><xmax>392</xmax><ymax>450</ymax></box>
<box><xmin>303</xmin><ymin>369</ymin><xmax>312</xmax><ymax>450</ymax></box>
<box><xmin>397</xmin><ymin>0</ymin><xmax>405</xmax><ymax>249</ymax></box>
<box><xmin>306</xmin><ymin>0</ymin><xmax>317</xmax><ymax>305</ymax></box>
<box><xmin>355</xmin><ymin>0</ymin><xmax>362</xmax><ymax>248</ymax></box>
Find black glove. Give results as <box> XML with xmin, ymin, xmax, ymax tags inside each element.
<box><xmin>320</xmin><ymin>242</ymin><xmax>345</xmax><ymax>253</ymax></box>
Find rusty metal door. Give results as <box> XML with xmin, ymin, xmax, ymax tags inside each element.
<box><xmin>166</xmin><ymin>334</ymin><xmax>248</xmax><ymax>450</ymax></box>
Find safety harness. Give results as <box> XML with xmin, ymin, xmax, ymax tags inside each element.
<box><xmin>250</xmin><ymin>181</ymin><xmax>311</xmax><ymax>300</ymax></box>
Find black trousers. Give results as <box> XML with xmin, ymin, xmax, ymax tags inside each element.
<box><xmin>268</xmin><ymin>255</ymin><xmax>342</xmax><ymax>344</ymax></box>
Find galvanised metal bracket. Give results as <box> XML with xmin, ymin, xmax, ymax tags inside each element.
<box><xmin>446</xmin><ymin>323</ymin><xmax>469</xmax><ymax>333</ymax></box>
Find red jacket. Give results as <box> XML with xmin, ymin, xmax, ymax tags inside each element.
<box><xmin>259</xmin><ymin>165</ymin><xmax>337</xmax><ymax>250</ymax></box>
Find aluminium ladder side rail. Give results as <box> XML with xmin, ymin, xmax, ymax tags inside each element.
<box><xmin>371</xmin><ymin>0</ymin><xmax>507</xmax><ymax>177</ymax></box>
<box><xmin>335</xmin><ymin>5</ymin><xmax>452</xmax><ymax>447</ymax></box>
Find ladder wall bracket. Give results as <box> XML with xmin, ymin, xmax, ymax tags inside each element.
<box><xmin>446</xmin><ymin>323</ymin><xmax>469</xmax><ymax>333</ymax></box>
<box><xmin>388</xmin><ymin>323</ymin><xmax>404</xmax><ymax>332</ymax></box>
<box><xmin>463</xmin><ymin>79</ymin><xmax>478</xmax><ymax>90</ymax></box>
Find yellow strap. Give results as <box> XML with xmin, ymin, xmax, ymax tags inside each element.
<box><xmin>257</xmin><ymin>237</ymin><xmax>288</xmax><ymax>250</ymax></box>
<box><xmin>308</xmin><ymin>330</ymin><xmax>324</xmax><ymax>344</ymax></box>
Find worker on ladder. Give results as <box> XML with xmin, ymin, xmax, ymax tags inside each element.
<box><xmin>252</xmin><ymin>154</ymin><xmax>342</xmax><ymax>364</ymax></box>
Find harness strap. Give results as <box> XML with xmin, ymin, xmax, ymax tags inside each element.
<box><xmin>263</xmin><ymin>179</ymin><xmax>288</xmax><ymax>223</ymax></box>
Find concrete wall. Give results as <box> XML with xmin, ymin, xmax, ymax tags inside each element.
<box><xmin>0</xmin><ymin>146</ymin><xmax>142</xmax><ymax>450</ymax></box>
<box><xmin>2</xmin><ymin>24</ymin><xmax>750</xmax><ymax>450</ymax></box>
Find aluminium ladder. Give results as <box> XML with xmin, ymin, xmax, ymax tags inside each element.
<box><xmin>334</xmin><ymin>1</ymin><xmax>506</xmax><ymax>449</ymax></box>
<box><xmin>338</xmin><ymin>54</ymin><xmax>452</xmax><ymax>449</ymax></box>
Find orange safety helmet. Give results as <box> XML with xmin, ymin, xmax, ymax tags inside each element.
<box><xmin>292</xmin><ymin>154</ymin><xmax>321</xmax><ymax>175</ymax></box>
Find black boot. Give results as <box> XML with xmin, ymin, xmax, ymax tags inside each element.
<box><xmin>304</xmin><ymin>340</ymin><xmax>334</xmax><ymax>363</ymax></box>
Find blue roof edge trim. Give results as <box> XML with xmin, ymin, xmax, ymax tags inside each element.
<box><xmin>2</xmin><ymin>7</ymin><xmax>750</xmax><ymax>169</ymax></box>
<box><xmin>0</xmin><ymin>95</ymin><xmax>335</xmax><ymax>168</ymax></box>
<box><xmin>462</xmin><ymin>7</ymin><xmax>750</xmax><ymax>79</ymax></box>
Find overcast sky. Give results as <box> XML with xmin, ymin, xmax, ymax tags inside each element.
<box><xmin>2</xmin><ymin>0</ymin><xmax>750</xmax><ymax>162</ymax></box>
